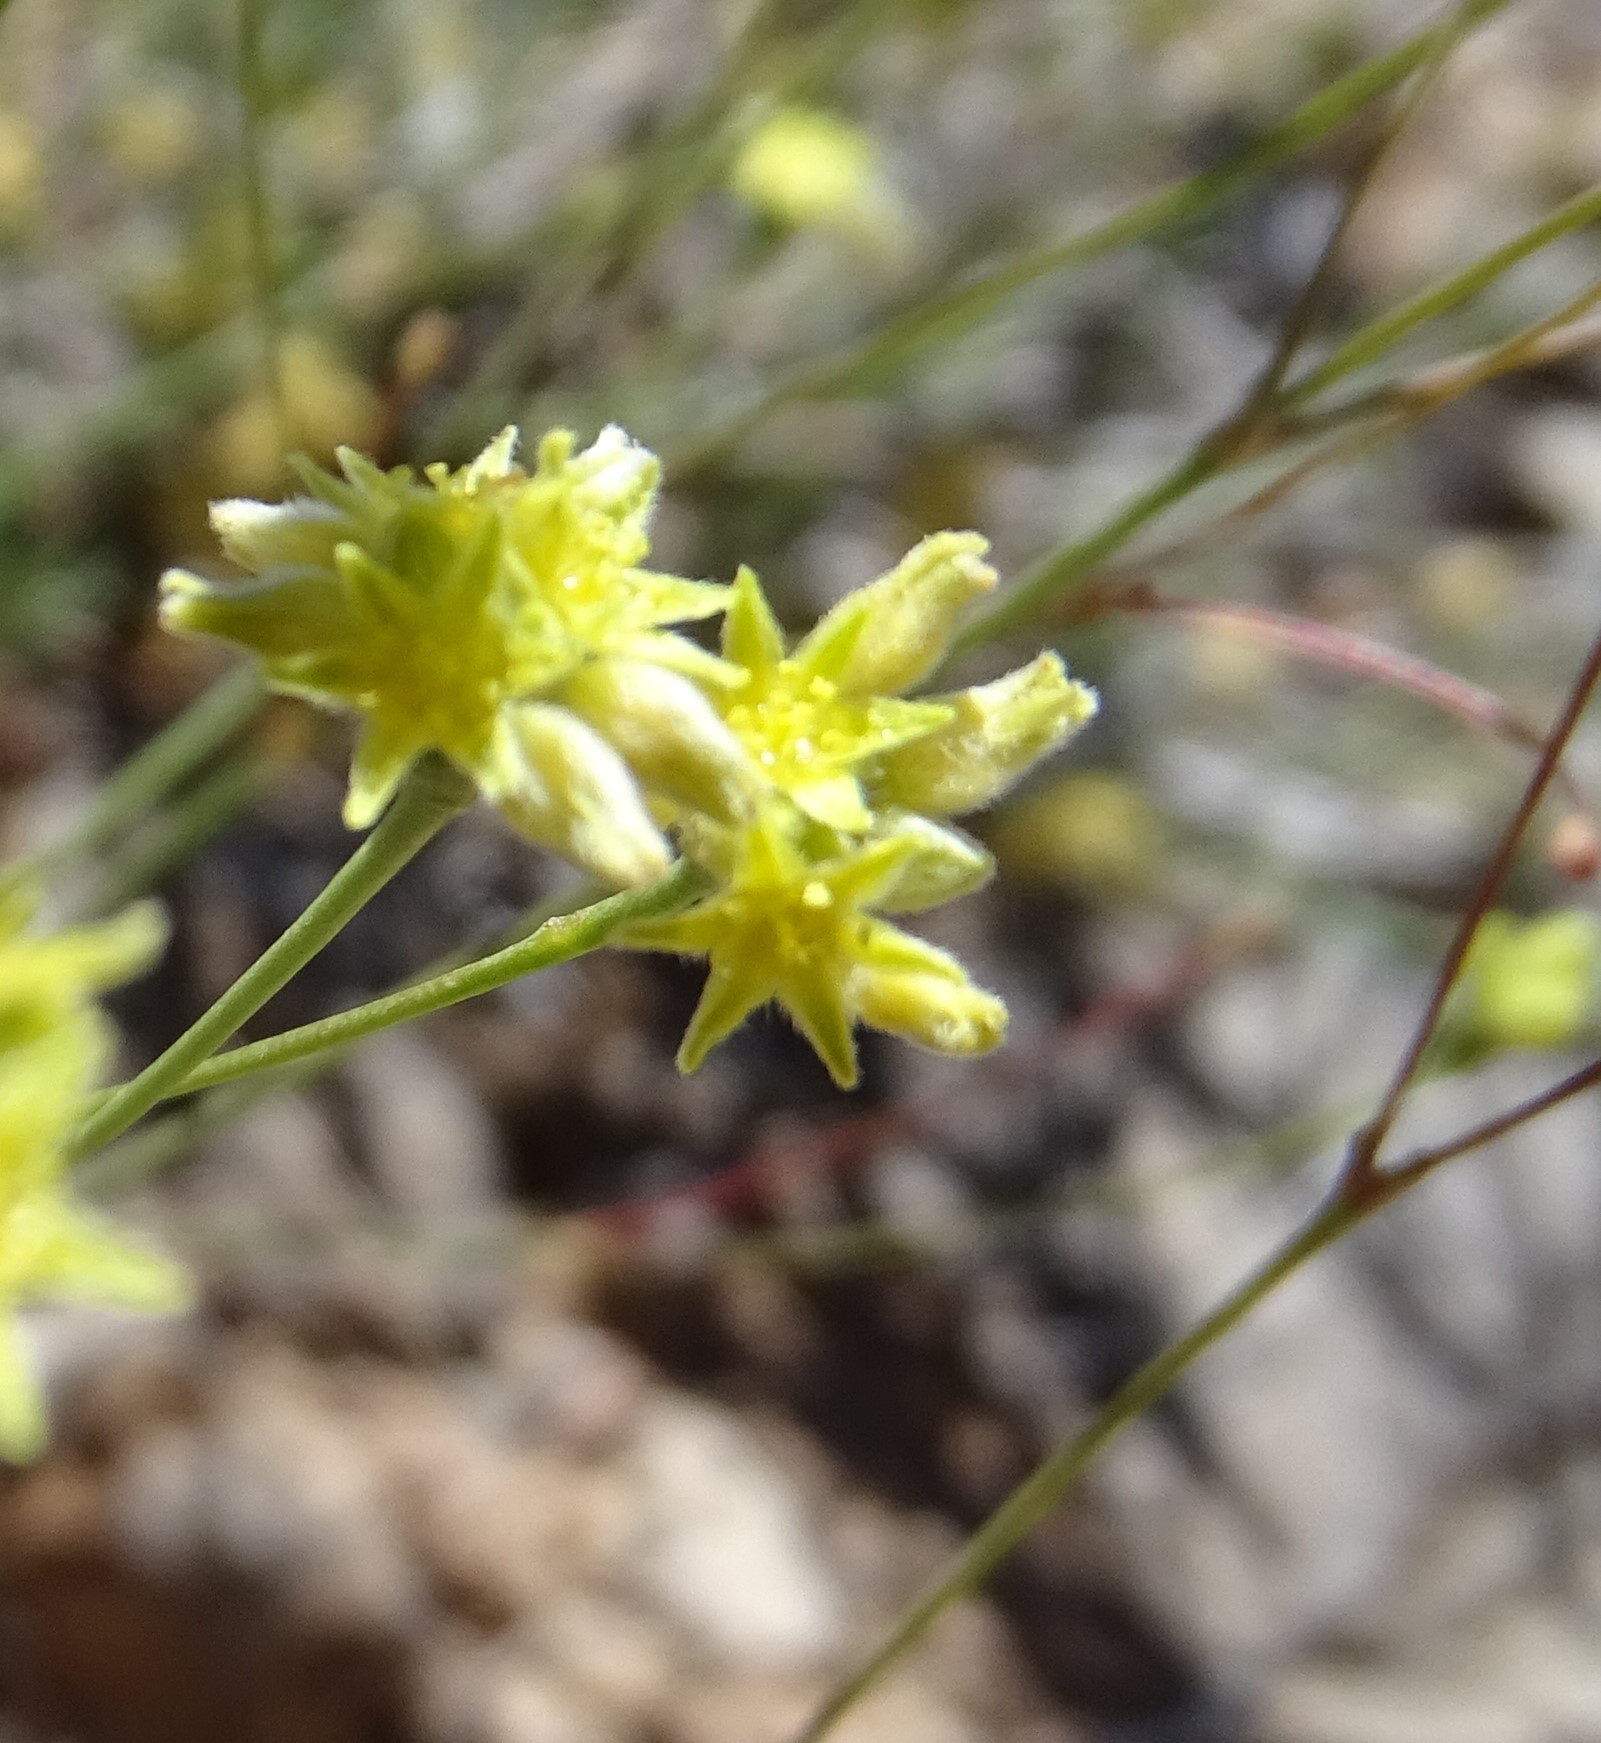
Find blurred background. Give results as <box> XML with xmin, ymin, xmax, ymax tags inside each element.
<box><xmin>3</xmin><ymin>0</ymin><xmax>1601</xmax><ymax>1739</ymax></box>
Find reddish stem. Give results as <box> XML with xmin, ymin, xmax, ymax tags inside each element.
<box><xmin>1341</xmin><ymin>616</ymin><xmax>1601</xmax><ymax>1204</ymax></box>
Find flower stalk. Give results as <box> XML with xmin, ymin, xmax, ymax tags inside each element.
<box><xmin>68</xmin><ymin>751</ymin><xmax>474</xmax><ymax>1161</ymax></box>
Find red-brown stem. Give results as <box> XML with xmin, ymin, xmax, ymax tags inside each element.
<box><xmin>1379</xmin><ymin>1053</ymin><xmax>1601</xmax><ymax>1193</ymax></box>
<box><xmin>1067</xmin><ymin>582</ymin><xmax>1593</xmax><ymax>817</ymax></box>
<box><xmin>1340</xmin><ymin>617</ymin><xmax>1601</xmax><ymax>1204</ymax></box>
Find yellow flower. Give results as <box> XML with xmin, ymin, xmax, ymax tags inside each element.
<box><xmin>729</xmin><ymin>106</ymin><xmax>912</xmax><ymax>259</ymax></box>
<box><xmin>1458</xmin><ymin>910</ymin><xmax>1601</xmax><ymax>1053</ymax></box>
<box><xmin>161</xmin><ymin>426</ymin><xmax>739</xmax><ymax>886</ymax></box>
<box><xmin>715</xmin><ymin>535</ymin><xmax>998</xmax><ymax>831</ymax></box>
<box><xmin>642</xmin><ymin>537</ymin><xmax>1100</xmax><ymax>1085</ymax></box>
<box><xmin>625</xmin><ymin>808</ymin><xmax>1006</xmax><ymax>1088</ymax></box>
<box><xmin>0</xmin><ymin>888</ymin><xmax>187</xmax><ymax>1460</ymax></box>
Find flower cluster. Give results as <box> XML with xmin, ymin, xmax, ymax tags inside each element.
<box><xmin>162</xmin><ymin>426</ymin><xmax>1099</xmax><ymax>1085</ymax></box>
<box><xmin>161</xmin><ymin>427</ymin><xmax>744</xmax><ymax>887</ymax></box>
<box><xmin>0</xmin><ymin>885</ymin><xmax>187</xmax><ymax>1459</ymax></box>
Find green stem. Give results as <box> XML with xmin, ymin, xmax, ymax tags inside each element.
<box><xmin>34</xmin><ymin>665</ymin><xmax>264</xmax><ymax>877</ymax></box>
<box><xmin>794</xmin><ymin>1193</ymin><xmax>1361</xmax><ymax>1743</ymax></box>
<box><xmin>104</xmin><ymin>859</ymin><xmax>708</xmax><ymax>1110</ymax></box>
<box><xmin>949</xmin><ymin>444</ymin><xmax>1219</xmax><ymax>659</ymax></box>
<box><xmin>75</xmin><ymin>1054</ymin><xmax>329</xmax><ymax>1201</ymax></box>
<box><xmin>67</xmin><ymin>753</ymin><xmax>474</xmax><ymax>1161</ymax></box>
<box><xmin>670</xmin><ymin>0</ymin><xmax>1512</xmax><ymax>474</ymax></box>
<box><xmin>1287</xmin><ymin>181</ymin><xmax>1601</xmax><ymax>403</ymax></box>
<box><xmin>953</xmin><ymin>184</ymin><xmax>1601</xmax><ymax>663</ymax></box>
<box><xmin>237</xmin><ymin>0</ymin><xmax>287</xmax><ymax>452</ymax></box>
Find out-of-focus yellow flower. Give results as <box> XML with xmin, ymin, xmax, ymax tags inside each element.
<box><xmin>101</xmin><ymin>89</ymin><xmax>204</xmax><ymax>184</ymax></box>
<box><xmin>0</xmin><ymin>888</ymin><xmax>186</xmax><ymax>1461</ymax></box>
<box><xmin>0</xmin><ymin>110</ymin><xmax>40</xmax><ymax>236</ymax></box>
<box><xmin>730</xmin><ymin>105</ymin><xmax>911</xmax><ymax>257</ymax></box>
<box><xmin>1458</xmin><ymin>910</ymin><xmax>1601</xmax><ymax>1053</ymax></box>
<box><xmin>208</xmin><ymin>331</ymin><xmax>384</xmax><ymax>498</ymax></box>
<box><xmin>991</xmin><ymin>770</ymin><xmax>1164</xmax><ymax>898</ymax></box>
<box><xmin>160</xmin><ymin>426</ymin><xmax>739</xmax><ymax>886</ymax></box>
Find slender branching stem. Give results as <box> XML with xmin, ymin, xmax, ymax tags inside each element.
<box><xmin>68</xmin><ymin>753</ymin><xmax>474</xmax><ymax>1161</ymax></box>
<box><xmin>1384</xmin><ymin>1054</ymin><xmax>1601</xmax><ymax>1190</ymax></box>
<box><xmin>140</xmin><ymin>859</ymin><xmax>708</xmax><ymax>1104</ymax></box>
<box><xmin>1340</xmin><ymin>616</ymin><xmax>1601</xmax><ymax>1200</ymax></box>
<box><xmin>793</xmin><ymin>1196</ymin><xmax>1360</xmax><ymax>1743</ymax></box>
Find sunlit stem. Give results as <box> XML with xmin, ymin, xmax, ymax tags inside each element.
<box><xmin>792</xmin><ymin>1196</ymin><xmax>1359</xmax><ymax>1743</ymax></box>
<box><xmin>142</xmin><ymin>859</ymin><xmax>707</xmax><ymax>1105</ymax></box>
<box><xmin>68</xmin><ymin>752</ymin><xmax>474</xmax><ymax>1161</ymax></box>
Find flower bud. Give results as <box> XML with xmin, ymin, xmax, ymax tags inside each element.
<box><xmin>209</xmin><ymin>496</ymin><xmax>347</xmax><ymax>573</ymax></box>
<box><xmin>866</xmin><ymin>814</ymin><xmax>994</xmax><ymax>914</ymax></box>
<box><xmin>804</xmin><ymin>532</ymin><xmax>996</xmax><ymax>697</ymax></box>
<box><xmin>567</xmin><ymin>424</ymin><xmax>659</xmax><ymax>515</ymax></box>
<box><xmin>850</xmin><ymin>923</ymin><xmax>1008</xmax><ymax>1057</ymax></box>
<box><xmin>159</xmin><ymin>567</ymin><xmax>356</xmax><ymax>660</ymax></box>
<box><xmin>500</xmin><ymin>702</ymin><xmax>672</xmax><ymax>888</ymax></box>
<box><xmin>873</xmin><ymin>652</ymin><xmax>1098</xmax><ymax>817</ymax></box>
<box><xmin>562</xmin><ymin>656</ymin><xmax>756</xmax><ymax>824</ymax></box>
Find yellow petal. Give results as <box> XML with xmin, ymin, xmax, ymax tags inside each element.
<box><xmin>678</xmin><ymin>953</ymin><xmax>775</xmax><ymax>1073</ymax></box>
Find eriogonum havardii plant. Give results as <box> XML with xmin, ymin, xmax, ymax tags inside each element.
<box><xmin>156</xmin><ymin>424</ymin><xmax>1099</xmax><ymax>1092</ymax></box>
<box><xmin>0</xmin><ymin>884</ymin><xmax>187</xmax><ymax>1459</ymax></box>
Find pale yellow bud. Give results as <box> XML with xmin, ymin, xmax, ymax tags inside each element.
<box><xmin>562</xmin><ymin>656</ymin><xmax>755</xmax><ymax>824</ymax></box>
<box><xmin>867</xmin><ymin>814</ymin><xmax>994</xmax><ymax>915</ymax></box>
<box><xmin>851</xmin><ymin>963</ymin><xmax>1008</xmax><ymax>1057</ymax></box>
<box><xmin>209</xmin><ymin>497</ymin><xmax>346</xmax><ymax>573</ymax></box>
<box><xmin>874</xmin><ymin>652</ymin><xmax>1098</xmax><ymax>817</ymax></box>
<box><xmin>499</xmin><ymin>703</ymin><xmax>672</xmax><ymax>888</ymax></box>
<box><xmin>810</xmin><ymin>532</ymin><xmax>997</xmax><ymax>697</ymax></box>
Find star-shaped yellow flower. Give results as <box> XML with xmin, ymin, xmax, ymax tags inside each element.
<box><xmin>716</xmin><ymin>554</ymin><xmax>974</xmax><ymax>832</ymax></box>
<box><xmin>641</xmin><ymin>530</ymin><xmax>1101</xmax><ymax>1086</ymax></box>
<box><xmin>624</xmin><ymin>807</ymin><xmax>1007</xmax><ymax>1088</ymax></box>
<box><xmin>160</xmin><ymin>426</ymin><xmax>738</xmax><ymax>885</ymax></box>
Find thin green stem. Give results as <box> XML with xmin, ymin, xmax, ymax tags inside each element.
<box><xmin>111</xmin><ymin>859</ymin><xmax>708</xmax><ymax>1109</ymax></box>
<box><xmin>75</xmin><ymin>1054</ymin><xmax>329</xmax><ymax>1201</ymax></box>
<box><xmin>1231</xmin><ymin>0</ymin><xmax>1475</xmax><ymax>417</ymax></box>
<box><xmin>1287</xmin><ymin>181</ymin><xmax>1601</xmax><ymax>404</ymax></box>
<box><xmin>75</xmin><ymin>878</ymin><xmax>613</xmax><ymax>1196</ymax></box>
<box><xmin>671</xmin><ymin>0</ymin><xmax>1512</xmax><ymax>475</ymax></box>
<box><xmin>67</xmin><ymin>753</ymin><xmax>474</xmax><ymax>1161</ymax></box>
<box><xmin>954</xmin><ymin>189</ymin><xmax>1601</xmax><ymax>664</ymax></box>
<box><xmin>237</xmin><ymin>0</ymin><xmax>287</xmax><ymax>452</ymax></box>
<box><xmin>793</xmin><ymin>1194</ymin><xmax>1360</xmax><ymax>1743</ymax></box>
<box><xmin>31</xmin><ymin>665</ymin><xmax>264</xmax><ymax>879</ymax></box>
<box><xmin>948</xmin><ymin>444</ymin><xmax>1219</xmax><ymax>660</ymax></box>
<box><xmin>1342</xmin><ymin>613</ymin><xmax>1601</xmax><ymax>1192</ymax></box>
